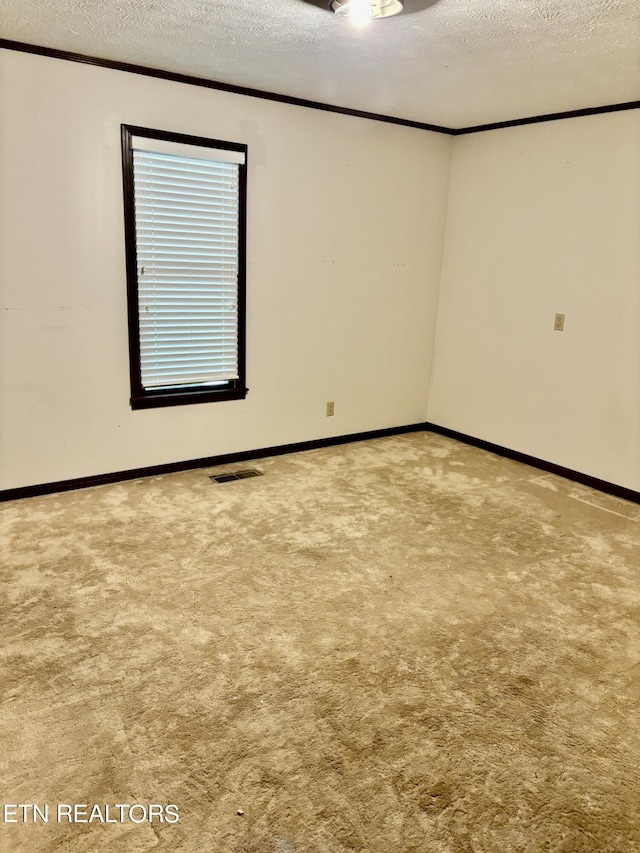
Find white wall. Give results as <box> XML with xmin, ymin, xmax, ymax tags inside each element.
<box><xmin>0</xmin><ymin>50</ymin><xmax>452</xmax><ymax>490</ymax></box>
<box><xmin>429</xmin><ymin>112</ymin><xmax>640</xmax><ymax>491</ymax></box>
<box><xmin>3</xmin><ymin>49</ymin><xmax>638</xmax><ymax>495</ymax></box>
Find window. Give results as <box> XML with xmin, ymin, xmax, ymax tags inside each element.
<box><xmin>121</xmin><ymin>125</ymin><xmax>247</xmax><ymax>409</ymax></box>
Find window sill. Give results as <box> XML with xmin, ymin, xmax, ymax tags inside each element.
<box><xmin>131</xmin><ymin>387</ymin><xmax>248</xmax><ymax>409</ymax></box>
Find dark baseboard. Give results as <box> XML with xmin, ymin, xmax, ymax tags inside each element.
<box><xmin>0</xmin><ymin>423</ymin><xmax>429</xmax><ymax>502</ymax></box>
<box><xmin>427</xmin><ymin>423</ymin><xmax>640</xmax><ymax>506</ymax></box>
<box><xmin>3</xmin><ymin>422</ymin><xmax>638</xmax><ymax>505</ymax></box>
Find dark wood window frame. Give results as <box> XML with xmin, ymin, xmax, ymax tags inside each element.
<box><xmin>121</xmin><ymin>124</ymin><xmax>248</xmax><ymax>409</ymax></box>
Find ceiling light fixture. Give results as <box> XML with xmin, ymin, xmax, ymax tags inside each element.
<box><xmin>330</xmin><ymin>0</ymin><xmax>404</xmax><ymax>25</ymax></box>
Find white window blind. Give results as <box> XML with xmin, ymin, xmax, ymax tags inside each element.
<box><xmin>132</xmin><ymin>144</ymin><xmax>242</xmax><ymax>390</ymax></box>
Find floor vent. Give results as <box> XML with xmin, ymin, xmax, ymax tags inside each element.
<box><xmin>210</xmin><ymin>469</ymin><xmax>263</xmax><ymax>483</ymax></box>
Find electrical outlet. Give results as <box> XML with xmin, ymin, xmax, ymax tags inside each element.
<box><xmin>554</xmin><ymin>313</ymin><xmax>565</xmax><ymax>331</ymax></box>
<box><xmin>326</xmin><ymin>401</ymin><xmax>335</xmax><ymax>417</ymax></box>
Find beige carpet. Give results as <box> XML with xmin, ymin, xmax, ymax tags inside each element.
<box><xmin>1</xmin><ymin>432</ymin><xmax>639</xmax><ymax>852</ymax></box>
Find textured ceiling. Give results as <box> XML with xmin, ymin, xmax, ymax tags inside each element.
<box><xmin>1</xmin><ymin>0</ymin><xmax>639</xmax><ymax>128</ymax></box>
